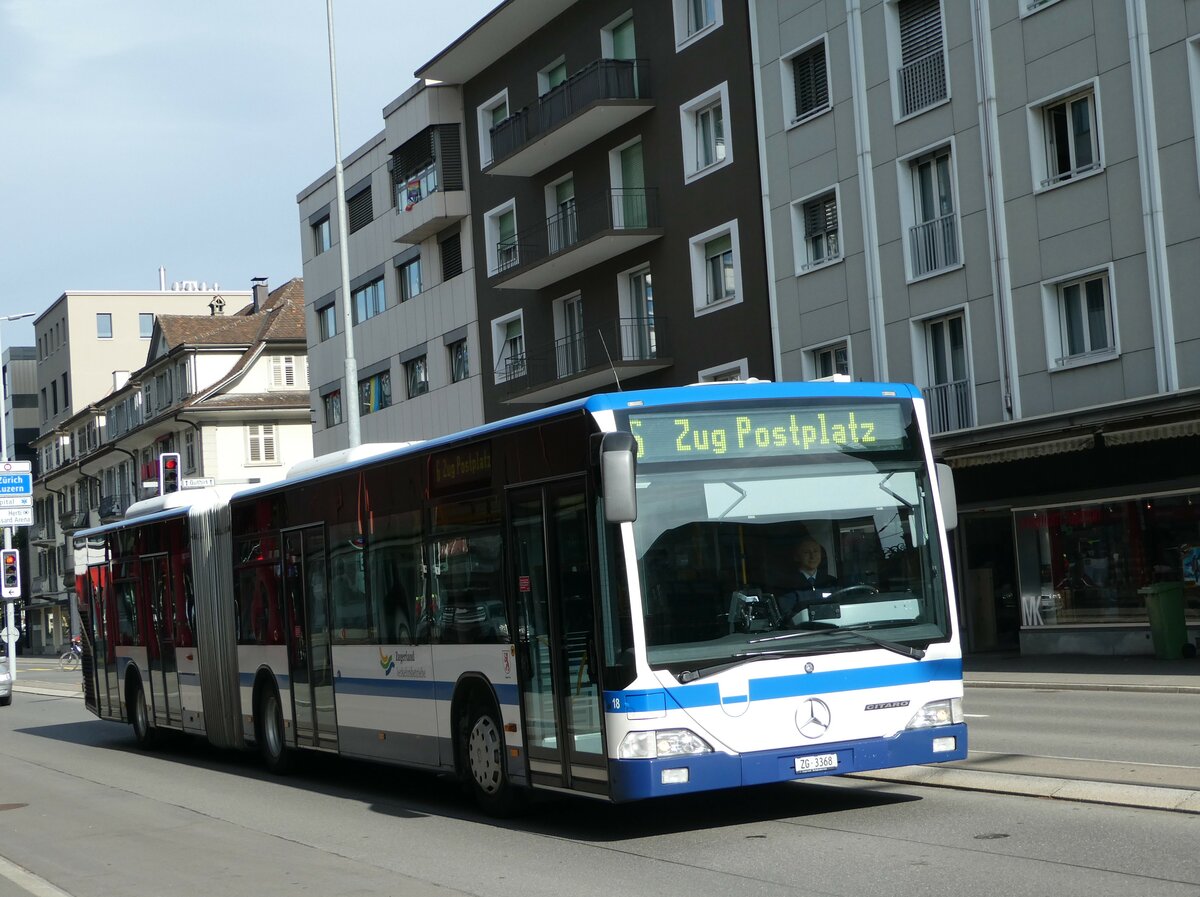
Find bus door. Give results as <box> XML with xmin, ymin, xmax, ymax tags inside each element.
<box><xmin>281</xmin><ymin>525</ymin><xmax>338</xmax><ymax>751</ymax></box>
<box><xmin>86</xmin><ymin>565</ymin><xmax>116</xmax><ymax>717</ymax></box>
<box><xmin>142</xmin><ymin>554</ymin><xmax>181</xmax><ymax>727</ymax></box>
<box><xmin>509</xmin><ymin>480</ymin><xmax>606</xmax><ymax>794</ymax></box>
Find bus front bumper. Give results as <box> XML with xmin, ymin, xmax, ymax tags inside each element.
<box><xmin>607</xmin><ymin>724</ymin><xmax>968</xmax><ymax>802</ymax></box>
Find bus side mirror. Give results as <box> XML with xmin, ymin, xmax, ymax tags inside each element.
<box><xmin>601</xmin><ymin>432</ymin><xmax>637</xmax><ymax>524</ymax></box>
<box><xmin>935</xmin><ymin>463</ymin><xmax>957</xmax><ymax>531</ymax></box>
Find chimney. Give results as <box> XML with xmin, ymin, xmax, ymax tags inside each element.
<box><xmin>113</xmin><ymin>371</ymin><xmax>130</xmax><ymax>391</ymax></box>
<box><xmin>251</xmin><ymin>276</ymin><xmax>269</xmax><ymax>313</ymax></box>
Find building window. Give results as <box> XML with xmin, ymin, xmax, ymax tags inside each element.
<box><xmin>1046</xmin><ymin>270</ymin><xmax>1116</xmax><ymax>368</ymax></box>
<box><xmin>617</xmin><ymin>265</ymin><xmax>657</xmax><ymax>361</ymax></box>
<box><xmin>448</xmin><ymin>339</ymin><xmax>469</xmax><ymax>383</ymax></box>
<box><xmin>690</xmin><ymin>221</ymin><xmax>742</xmax><ymax>314</ymax></box>
<box><xmin>96</xmin><ymin>313</ymin><xmax>113</xmax><ymax>339</ymax></box>
<box><xmin>793</xmin><ymin>189</ymin><xmax>840</xmax><ymax>273</ymax></box>
<box><xmin>1033</xmin><ymin>86</ymin><xmax>1101</xmax><ymax>190</ymax></box>
<box><xmin>312</xmin><ymin>216</ymin><xmax>331</xmax><ymax>254</ymax></box>
<box><xmin>139</xmin><ymin>313</ymin><xmax>154</xmax><ymax>339</ymax></box>
<box><xmin>492</xmin><ymin>313</ymin><xmax>526</xmax><ymax>383</ymax></box>
<box><xmin>922</xmin><ymin>313</ymin><xmax>973</xmax><ymax>434</ymax></box>
<box><xmin>680</xmin><ymin>82</ymin><xmax>731</xmax><ymax>182</ymax></box>
<box><xmin>323</xmin><ymin>390</ymin><xmax>343</xmax><ymax>427</ymax></box>
<box><xmin>538</xmin><ymin>57</ymin><xmax>567</xmax><ymax>96</ymax></box>
<box><xmin>553</xmin><ymin>294</ymin><xmax>586</xmax><ymax>378</ymax></box>
<box><xmin>698</xmin><ymin>358</ymin><xmax>748</xmax><ymax>381</ymax></box>
<box><xmin>814</xmin><ymin>343</ymin><xmax>849</xmax><ymax>379</ymax></box>
<box><xmin>903</xmin><ymin>145</ymin><xmax>959</xmax><ymax>280</ymax></box>
<box><xmin>359</xmin><ymin>371</ymin><xmax>392</xmax><ymax>415</ymax></box>
<box><xmin>352</xmin><ymin>277</ymin><xmax>386</xmax><ymax>325</ymax></box>
<box><xmin>317</xmin><ymin>303</ymin><xmax>337</xmax><ymax>341</ymax></box>
<box><xmin>184</xmin><ymin>429</ymin><xmax>196</xmax><ymax>472</ymax></box>
<box><xmin>246</xmin><ymin>424</ymin><xmax>277</xmax><ymax>465</ymax></box>
<box><xmin>672</xmin><ymin>0</ymin><xmax>722</xmax><ymax>50</ymax></box>
<box><xmin>346</xmin><ymin>186</ymin><xmax>373</xmax><ymax>235</ymax></box>
<box><xmin>893</xmin><ymin>0</ymin><xmax>947</xmax><ymax>119</ymax></box>
<box><xmin>485</xmin><ymin>201</ymin><xmax>519</xmax><ymax>275</ymax></box>
<box><xmin>404</xmin><ymin>356</ymin><xmax>429</xmax><ymax>398</ymax></box>
<box><xmin>477</xmin><ymin>90</ymin><xmax>509</xmax><ymax>168</ymax></box>
<box><xmin>270</xmin><ymin>355</ymin><xmax>302</xmax><ymax>389</ymax></box>
<box><xmin>785</xmin><ymin>39</ymin><xmax>830</xmax><ymax>126</ymax></box>
<box><xmin>398</xmin><ymin>257</ymin><xmax>421</xmax><ymax>302</ymax></box>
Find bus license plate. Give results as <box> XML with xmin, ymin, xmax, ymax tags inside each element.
<box><xmin>794</xmin><ymin>753</ymin><xmax>838</xmax><ymax>773</ymax></box>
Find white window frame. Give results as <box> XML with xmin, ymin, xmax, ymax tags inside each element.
<box><xmin>270</xmin><ymin>355</ymin><xmax>298</xmax><ymax>389</ymax></box>
<box><xmin>246</xmin><ymin>423</ymin><xmax>278</xmax><ymax>466</ymax></box>
<box><xmin>782</xmin><ymin>36</ymin><xmax>832</xmax><ymax>129</ymax></box>
<box><xmin>139</xmin><ymin>313</ymin><xmax>154</xmax><ymax>339</ymax></box>
<box><xmin>1019</xmin><ymin>0</ymin><xmax>1065</xmax><ymax>17</ymax></box>
<box><xmin>491</xmin><ymin>310</ymin><xmax>526</xmax><ymax>384</ymax></box>
<box><xmin>1040</xmin><ymin>264</ymin><xmax>1120</xmax><ymax>371</ymax></box>
<box><xmin>545</xmin><ymin>173</ymin><xmax>578</xmax><ymax>254</ymax></box>
<box><xmin>484</xmin><ymin>199</ymin><xmax>519</xmax><ymax>276</ymax></box>
<box><xmin>449</xmin><ymin>338</ymin><xmax>470</xmax><ymax>384</ymax></box>
<box><xmin>601</xmin><ymin>10</ymin><xmax>634</xmax><ymax>59</ymax></box>
<box><xmin>1027</xmin><ymin>79</ymin><xmax>1103</xmax><ymax>193</ymax></box>
<box><xmin>896</xmin><ymin>137</ymin><xmax>962</xmax><ymax>283</ymax></box>
<box><xmin>884</xmin><ymin>0</ymin><xmax>951</xmax><ymax>123</ymax></box>
<box><xmin>697</xmin><ymin>358</ymin><xmax>748</xmax><ymax>382</ymax></box>
<box><xmin>96</xmin><ymin>313</ymin><xmax>113</xmax><ymax>340</ymax></box>
<box><xmin>184</xmin><ymin>429</ymin><xmax>197</xmax><ymax>473</ymax></box>
<box><xmin>805</xmin><ymin>341</ymin><xmax>851</xmax><ymax>381</ymax></box>
<box><xmin>538</xmin><ymin>56</ymin><xmax>567</xmax><ymax>96</ymax></box>
<box><xmin>689</xmin><ymin>219</ymin><xmax>743</xmax><ymax>316</ymax></box>
<box><xmin>672</xmin><ymin>0</ymin><xmax>723</xmax><ymax>52</ymax></box>
<box><xmin>679</xmin><ymin>82</ymin><xmax>732</xmax><ymax>183</ymax></box>
<box><xmin>1189</xmin><ymin>36</ymin><xmax>1200</xmax><ymax>192</ymax></box>
<box><xmin>791</xmin><ymin>184</ymin><xmax>842</xmax><ymax>275</ymax></box>
<box><xmin>476</xmin><ymin>89</ymin><xmax>509</xmax><ymax>168</ymax></box>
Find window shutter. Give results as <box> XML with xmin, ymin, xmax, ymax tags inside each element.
<box><xmin>262</xmin><ymin>424</ymin><xmax>276</xmax><ymax>462</ymax></box>
<box><xmin>347</xmin><ymin>187</ymin><xmax>373</xmax><ymax>234</ymax></box>
<box><xmin>899</xmin><ymin>0</ymin><xmax>942</xmax><ymax>64</ymax></box>
<box><xmin>436</xmin><ymin>124</ymin><xmax>463</xmax><ymax>191</ymax></box>
<box><xmin>440</xmin><ymin>232</ymin><xmax>462</xmax><ymax>281</ymax></box>
<box><xmin>804</xmin><ymin>193</ymin><xmax>838</xmax><ymax>237</ymax></box>
<box><xmin>793</xmin><ymin>43</ymin><xmax>828</xmax><ymax>119</ymax></box>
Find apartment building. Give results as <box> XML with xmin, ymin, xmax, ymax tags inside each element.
<box><xmin>28</xmin><ymin>281</ymin><xmax>313</xmax><ymax>653</ymax></box>
<box><xmin>416</xmin><ymin>0</ymin><xmax>775</xmax><ymax>420</ymax></box>
<box><xmin>298</xmin><ymin>81</ymin><xmax>482</xmax><ymax>454</ymax></box>
<box><xmin>753</xmin><ymin>0</ymin><xmax>1200</xmax><ymax>654</ymax></box>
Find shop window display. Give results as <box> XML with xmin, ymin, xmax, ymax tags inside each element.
<box><xmin>1014</xmin><ymin>492</ymin><xmax>1200</xmax><ymax>626</ymax></box>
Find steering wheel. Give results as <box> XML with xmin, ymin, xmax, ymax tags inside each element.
<box><xmin>825</xmin><ymin>584</ymin><xmax>879</xmax><ymax>602</ymax></box>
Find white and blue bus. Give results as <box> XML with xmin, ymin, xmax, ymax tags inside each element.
<box><xmin>74</xmin><ymin>381</ymin><xmax>966</xmax><ymax>812</ymax></box>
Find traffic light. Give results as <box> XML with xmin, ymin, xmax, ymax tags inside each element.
<box><xmin>159</xmin><ymin>452</ymin><xmax>182</xmax><ymax>494</ymax></box>
<box><xmin>1</xmin><ymin>550</ymin><xmax>19</xmax><ymax>599</ymax></box>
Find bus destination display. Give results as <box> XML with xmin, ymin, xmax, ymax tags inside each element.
<box><xmin>628</xmin><ymin>404</ymin><xmax>908</xmax><ymax>462</ymax></box>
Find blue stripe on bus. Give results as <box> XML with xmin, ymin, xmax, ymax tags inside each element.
<box><xmin>604</xmin><ymin>658</ymin><xmax>961</xmax><ymax>714</ymax></box>
<box><xmin>229</xmin><ymin>673</ymin><xmax>519</xmax><ymax>707</ymax></box>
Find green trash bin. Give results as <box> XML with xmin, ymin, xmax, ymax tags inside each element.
<box><xmin>1140</xmin><ymin>582</ymin><xmax>1187</xmax><ymax>660</ymax></box>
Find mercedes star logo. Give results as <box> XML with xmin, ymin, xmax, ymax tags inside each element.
<box><xmin>797</xmin><ymin>698</ymin><xmax>832</xmax><ymax>739</ymax></box>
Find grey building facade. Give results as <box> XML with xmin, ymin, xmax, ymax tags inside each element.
<box><xmin>754</xmin><ymin>0</ymin><xmax>1200</xmax><ymax>655</ymax></box>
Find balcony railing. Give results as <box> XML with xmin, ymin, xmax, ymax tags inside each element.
<box><xmin>98</xmin><ymin>493</ymin><xmax>132</xmax><ymax>521</ymax></box>
<box><xmin>909</xmin><ymin>213</ymin><xmax>959</xmax><ymax>278</ymax></box>
<box><xmin>30</xmin><ymin>523</ymin><xmax>55</xmax><ymax>544</ymax></box>
<box><xmin>490</xmin><ymin>58</ymin><xmax>651</xmax><ymax>166</ymax></box>
<box><xmin>59</xmin><ymin>510</ymin><xmax>90</xmax><ymax>533</ymax></box>
<box><xmin>898</xmin><ymin>51</ymin><xmax>947</xmax><ymax>118</ymax></box>
<box><xmin>503</xmin><ymin>316</ymin><xmax>667</xmax><ymax>397</ymax></box>
<box><xmin>492</xmin><ymin>187</ymin><xmax>659</xmax><ymax>277</ymax></box>
<box><xmin>924</xmin><ymin>379</ymin><xmax>974</xmax><ymax>435</ymax></box>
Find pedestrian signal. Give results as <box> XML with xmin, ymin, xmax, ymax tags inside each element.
<box><xmin>159</xmin><ymin>453</ymin><xmax>182</xmax><ymax>494</ymax></box>
<box><xmin>1</xmin><ymin>550</ymin><xmax>19</xmax><ymax>599</ymax></box>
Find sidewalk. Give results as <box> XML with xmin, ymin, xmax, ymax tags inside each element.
<box><xmin>963</xmin><ymin>652</ymin><xmax>1200</xmax><ymax>694</ymax></box>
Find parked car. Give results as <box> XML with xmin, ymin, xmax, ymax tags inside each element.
<box><xmin>0</xmin><ymin>665</ymin><xmax>11</xmax><ymax>706</ymax></box>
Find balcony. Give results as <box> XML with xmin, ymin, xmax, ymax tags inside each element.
<box><xmin>898</xmin><ymin>51</ymin><xmax>947</xmax><ymax>118</ymax></box>
<box><xmin>491</xmin><ymin>188</ymin><xmax>662</xmax><ymax>290</ymax></box>
<box><xmin>30</xmin><ymin>524</ymin><xmax>56</xmax><ymax>546</ymax></box>
<box><xmin>59</xmin><ymin>510</ymin><xmax>91</xmax><ymax>533</ymax></box>
<box><xmin>501</xmin><ymin>316</ymin><xmax>671</xmax><ymax>404</ymax></box>
<box><xmin>98</xmin><ymin>493</ymin><xmax>132</xmax><ymax>521</ymax></box>
<box><xmin>924</xmin><ymin>379</ymin><xmax>974</xmax><ymax>435</ymax></box>
<box><xmin>391</xmin><ymin>129</ymin><xmax>468</xmax><ymax>244</ymax></box>
<box><xmin>908</xmin><ymin>213</ymin><xmax>959</xmax><ymax>279</ymax></box>
<box><xmin>487</xmin><ymin>58</ymin><xmax>653</xmax><ymax>177</ymax></box>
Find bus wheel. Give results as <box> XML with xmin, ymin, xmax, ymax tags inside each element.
<box><xmin>461</xmin><ymin>703</ymin><xmax>520</xmax><ymax>816</ymax></box>
<box><xmin>129</xmin><ymin>679</ymin><xmax>157</xmax><ymax>749</ymax></box>
<box><xmin>256</xmin><ymin>685</ymin><xmax>291</xmax><ymax>775</ymax></box>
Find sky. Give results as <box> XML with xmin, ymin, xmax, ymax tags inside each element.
<box><xmin>0</xmin><ymin>0</ymin><xmax>497</xmax><ymax>347</ymax></box>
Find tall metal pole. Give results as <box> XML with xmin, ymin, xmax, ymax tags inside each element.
<box><xmin>326</xmin><ymin>0</ymin><xmax>361</xmax><ymax>448</ymax></box>
<box><xmin>1</xmin><ymin>311</ymin><xmax>35</xmax><ymax>683</ymax></box>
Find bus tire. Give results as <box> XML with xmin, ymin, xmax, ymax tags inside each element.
<box><xmin>256</xmin><ymin>684</ymin><xmax>291</xmax><ymax>775</ymax></box>
<box><xmin>128</xmin><ymin>678</ymin><xmax>157</xmax><ymax>749</ymax></box>
<box><xmin>460</xmin><ymin>702</ymin><xmax>520</xmax><ymax>816</ymax></box>
<box><xmin>0</xmin><ymin>694</ymin><xmax>11</xmax><ymax>707</ymax></box>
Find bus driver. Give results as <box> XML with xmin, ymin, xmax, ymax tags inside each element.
<box><xmin>778</xmin><ymin>536</ymin><xmax>838</xmax><ymax>620</ymax></box>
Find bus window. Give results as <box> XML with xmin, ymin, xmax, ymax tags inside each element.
<box><xmin>234</xmin><ymin>535</ymin><xmax>282</xmax><ymax>645</ymax></box>
<box><xmin>370</xmin><ymin>509</ymin><xmax>423</xmax><ymax>645</ymax></box>
<box><xmin>329</xmin><ymin>519</ymin><xmax>372</xmax><ymax>644</ymax></box>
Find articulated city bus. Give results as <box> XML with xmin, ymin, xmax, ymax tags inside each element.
<box><xmin>74</xmin><ymin>381</ymin><xmax>966</xmax><ymax>812</ymax></box>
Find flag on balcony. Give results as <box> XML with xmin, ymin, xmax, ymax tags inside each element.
<box><xmin>405</xmin><ymin>178</ymin><xmax>421</xmax><ymax>211</ymax></box>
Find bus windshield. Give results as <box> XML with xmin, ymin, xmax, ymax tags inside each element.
<box><xmin>622</xmin><ymin>399</ymin><xmax>950</xmax><ymax>672</ymax></box>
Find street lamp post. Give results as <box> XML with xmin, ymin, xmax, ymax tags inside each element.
<box><xmin>0</xmin><ymin>311</ymin><xmax>36</xmax><ymax>683</ymax></box>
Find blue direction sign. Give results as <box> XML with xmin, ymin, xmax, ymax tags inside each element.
<box><xmin>0</xmin><ymin>474</ymin><xmax>32</xmax><ymax>496</ymax></box>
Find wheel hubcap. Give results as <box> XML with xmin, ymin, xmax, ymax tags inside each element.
<box><xmin>264</xmin><ymin>694</ymin><xmax>282</xmax><ymax>758</ymax></box>
<box><xmin>468</xmin><ymin>717</ymin><xmax>502</xmax><ymax>794</ymax></box>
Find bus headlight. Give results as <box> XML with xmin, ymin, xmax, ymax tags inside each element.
<box><xmin>905</xmin><ymin>698</ymin><xmax>963</xmax><ymax>729</ymax></box>
<box><xmin>619</xmin><ymin>728</ymin><xmax>713</xmax><ymax>759</ymax></box>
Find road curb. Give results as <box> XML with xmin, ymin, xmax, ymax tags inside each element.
<box><xmin>13</xmin><ymin>686</ymin><xmax>82</xmax><ymax>699</ymax></box>
<box><xmin>847</xmin><ymin>766</ymin><xmax>1200</xmax><ymax>814</ymax></box>
<box><xmin>966</xmin><ymin>679</ymin><xmax>1200</xmax><ymax>695</ymax></box>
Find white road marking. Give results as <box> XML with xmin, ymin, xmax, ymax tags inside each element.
<box><xmin>0</xmin><ymin>854</ymin><xmax>75</xmax><ymax>897</ymax></box>
<box><xmin>963</xmin><ymin>713</ymin><xmax>989</xmax><ymax>718</ymax></box>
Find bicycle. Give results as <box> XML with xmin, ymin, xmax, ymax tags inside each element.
<box><xmin>59</xmin><ymin>644</ymin><xmax>81</xmax><ymax>672</ymax></box>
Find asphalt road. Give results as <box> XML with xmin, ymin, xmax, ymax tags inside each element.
<box><xmin>0</xmin><ymin>692</ymin><xmax>1198</xmax><ymax>897</ymax></box>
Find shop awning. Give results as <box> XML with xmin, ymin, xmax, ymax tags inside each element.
<box><xmin>947</xmin><ymin>434</ymin><xmax>1095</xmax><ymax>468</ymax></box>
<box><xmin>1102</xmin><ymin>419</ymin><xmax>1200</xmax><ymax>445</ymax></box>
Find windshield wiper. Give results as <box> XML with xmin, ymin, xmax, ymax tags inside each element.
<box><xmin>677</xmin><ymin>650</ymin><xmax>811</xmax><ymax>683</ymax></box>
<box><xmin>749</xmin><ymin>623</ymin><xmax>926</xmax><ymax>660</ymax></box>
